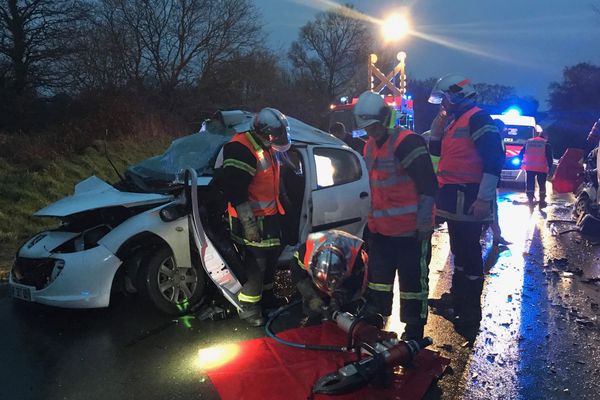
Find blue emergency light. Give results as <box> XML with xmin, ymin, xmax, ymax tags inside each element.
<box><xmin>510</xmin><ymin>156</ymin><xmax>521</xmax><ymax>166</ymax></box>
<box><xmin>503</xmin><ymin>106</ymin><xmax>522</xmax><ymax>117</ymax></box>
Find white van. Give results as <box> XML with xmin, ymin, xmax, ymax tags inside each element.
<box><xmin>491</xmin><ymin>113</ymin><xmax>538</xmax><ymax>186</ymax></box>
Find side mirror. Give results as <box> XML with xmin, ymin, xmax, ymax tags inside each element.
<box><xmin>159</xmin><ymin>203</ymin><xmax>186</xmax><ymax>222</ymax></box>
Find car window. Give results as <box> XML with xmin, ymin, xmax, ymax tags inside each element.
<box><xmin>313</xmin><ymin>147</ymin><xmax>362</xmax><ymax>189</ymax></box>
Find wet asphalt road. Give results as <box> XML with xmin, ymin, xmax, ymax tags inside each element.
<box><xmin>1</xmin><ymin>188</ymin><xmax>600</xmax><ymax>400</ymax></box>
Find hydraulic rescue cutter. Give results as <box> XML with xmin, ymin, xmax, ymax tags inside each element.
<box><xmin>313</xmin><ymin>311</ymin><xmax>433</xmax><ymax>395</ymax></box>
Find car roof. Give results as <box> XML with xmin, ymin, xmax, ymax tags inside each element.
<box><xmin>216</xmin><ymin>110</ymin><xmax>343</xmax><ymax>146</ymax></box>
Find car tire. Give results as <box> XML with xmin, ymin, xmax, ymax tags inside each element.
<box><xmin>574</xmin><ymin>193</ymin><xmax>590</xmax><ymax>219</ymax></box>
<box><xmin>138</xmin><ymin>246</ymin><xmax>206</xmax><ymax>315</ymax></box>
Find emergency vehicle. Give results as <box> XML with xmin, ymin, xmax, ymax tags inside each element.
<box><xmin>329</xmin><ymin>94</ymin><xmax>415</xmax><ymax>135</ymax></box>
<box><xmin>491</xmin><ymin>109</ymin><xmax>540</xmax><ymax>186</ymax></box>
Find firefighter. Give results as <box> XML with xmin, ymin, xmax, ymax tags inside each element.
<box><xmin>214</xmin><ymin>108</ymin><xmax>290</xmax><ymax>326</ymax></box>
<box><xmin>329</xmin><ymin>122</ymin><xmax>365</xmax><ymax>154</ymax></box>
<box><xmin>519</xmin><ymin>129</ymin><xmax>553</xmax><ymax>208</ymax></box>
<box><xmin>426</xmin><ymin>74</ymin><xmax>504</xmax><ymax>331</ymax></box>
<box><xmin>291</xmin><ymin>230</ymin><xmax>368</xmax><ymax>323</ymax></box>
<box><xmin>352</xmin><ymin>91</ymin><xmax>438</xmax><ymax>341</ymax></box>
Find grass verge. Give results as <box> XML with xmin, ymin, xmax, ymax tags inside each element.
<box><xmin>0</xmin><ymin>134</ymin><xmax>172</xmax><ymax>279</ymax></box>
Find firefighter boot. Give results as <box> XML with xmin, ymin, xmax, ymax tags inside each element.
<box><xmin>429</xmin><ymin>269</ymin><xmax>465</xmax><ymax>320</ymax></box>
<box><xmin>238</xmin><ymin>302</ymin><xmax>265</xmax><ymax>327</ymax></box>
<box><xmin>401</xmin><ymin>323</ymin><xmax>425</xmax><ymax>341</ymax></box>
<box><xmin>539</xmin><ymin>192</ymin><xmax>547</xmax><ymax>209</ymax></box>
<box><xmin>454</xmin><ymin>276</ymin><xmax>483</xmax><ymax>328</ymax></box>
<box><xmin>364</xmin><ymin>287</ymin><xmax>393</xmax><ymax>318</ymax></box>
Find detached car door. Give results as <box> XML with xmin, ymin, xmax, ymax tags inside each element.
<box><xmin>306</xmin><ymin>145</ymin><xmax>370</xmax><ymax>236</ymax></box>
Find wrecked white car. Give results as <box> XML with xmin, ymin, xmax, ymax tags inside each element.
<box><xmin>9</xmin><ymin>111</ymin><xmax>370</xmax><ymax>314</ymax></box>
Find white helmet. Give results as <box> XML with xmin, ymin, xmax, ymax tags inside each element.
<box><xmin>428</xmin><ymin>74</ymin><xmax>476</xmax><ymax>105</ymax></box>
<box><xmin>252</xmin><ymin>107</ymin><xmax>291</xmax><ymax>152</ymax></box>
<box><xmin>353</xmin><ymin>91</ymin><xmax>390</xmax><ymax>129</ymax></box>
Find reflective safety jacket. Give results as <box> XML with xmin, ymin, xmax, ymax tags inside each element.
<box><xmin>522</xmin><ymin>136</ymin><xmax>549</xmax><ymax>173</ymax></box>
<box><xmin>364</xmin><ymin>128</ymin><xmax>418</xmax><ymax>236</ymax></box>
<box><xmin>225</xmin><ymin>132</ymin><xmax>285</xmax><ymax>217</ymax></box>
<box><xmin>437</xmin><ymin>107</ymin><xmax>484</xmax><ymax>185</ymax></box>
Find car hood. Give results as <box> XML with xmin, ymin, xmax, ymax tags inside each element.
<box><xmin>35</xmin><ymin>176</ymin><xmax>173</xmax><ymax>217</ymax></box>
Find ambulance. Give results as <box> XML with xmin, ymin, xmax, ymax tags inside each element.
<box><xmin>491</xmin><ymin>109</ymin><xmax>540</xmax><ymax>186</ymax></box>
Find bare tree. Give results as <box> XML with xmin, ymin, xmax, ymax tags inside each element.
<box><xmin>474</xmin><ymin>83</ymin><xmax>516</xmax><ymax>106</ymax></box>
<box><xmin>288</xmin><ymin>4</ymin><xmax>372</xmax><ymax>101</ymax></box>
<box><xmin>0</xmin><ymin>0</ymin><xmax>88</xmax><ymax>97</ymax></box>
<box><xmin>67</xmin><ymin>0</ymin><xmax>149</xmax><ymax>91</ymax></box>
<box><xmin>97</xmin><ymin>0</ymin><xmax>262</xmax><ymax>96</ymax></box>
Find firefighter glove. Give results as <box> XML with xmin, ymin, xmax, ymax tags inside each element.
<box><xmin>469</xmin><ymin>198</ymin><xmax>492</xmax><ymax>220</ymax></box>
<box><xmin>236</xmin><ymin>202</ymin><xmax>260</xmax><ymax>243</ymax></box>
<box><xmin>430</xmin><ymin>108</ymin><xmax>448</xmax><ymax>140</ymax></box>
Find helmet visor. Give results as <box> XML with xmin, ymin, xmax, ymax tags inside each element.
<box><xmin>428</xmin><ymin>90</ymin><xmax>444</xmax><ymax>105</ymax></box>
<box><xmin>311</xmin><ymin>247</ymin><xmax>346</xmax><ymax>295</ymax></box>
<box><xmin>270</xmin><ymin>126</ymin><xmax>291</xmax><ymax>152</ymax></box>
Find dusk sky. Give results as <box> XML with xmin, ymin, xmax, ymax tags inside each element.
<box><xmin>254</xmin><ymin>0</ymin><xmax>600</xmax><ymax>109</ymax></box>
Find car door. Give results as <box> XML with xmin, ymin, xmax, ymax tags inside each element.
<box><xmin>306</xmin><ymin>145</ymin><xmax>370</xmax><ymax>236</ymax></box>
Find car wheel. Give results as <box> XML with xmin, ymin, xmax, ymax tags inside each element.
<box><xmin>139</xmin><ymin>246</ymin><xmax>206</xmax><ymax>315</ymax></box>
<box><xmin>574</xmin><ymin>194</ymin><xmax>590</xmax><ymax>219</ymax></box>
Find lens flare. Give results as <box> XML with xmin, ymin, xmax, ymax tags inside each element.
<box><xmin>382</xmin><ymin>14</ymin><xmax>410</xmax><ymax>41</ymax></box>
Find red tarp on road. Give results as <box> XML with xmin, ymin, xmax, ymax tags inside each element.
<box><xmin>206</xmin><ymin>323</ymin><xmax>449</xmax><ymax>400</ymax></box>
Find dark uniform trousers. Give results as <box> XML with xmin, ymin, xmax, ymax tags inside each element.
<box><xmin>526</xmin><ymin>172</ymin><xmax>547</xmax><ymax>202</ymax></box>
<box><xmin>446</xmin><ymin>220</ymin><xmax>484</xmax><ymax>321</ymax></box>
<box><xmin>366</xmin><ymin>233</ymin><xmax>431</xmax><ymax>325</ymax></box>
<box><xmin>230</xmin><ymin>214</ymin><xmax>282</xmax><ymax>302</ymax></box>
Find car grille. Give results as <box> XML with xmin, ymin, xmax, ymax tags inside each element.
<box><xmin>12</xmin><ymin>257</ymin><xmax>55</xmax><ymax>290</ymax></box>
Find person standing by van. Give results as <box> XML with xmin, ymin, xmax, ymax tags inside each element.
<box><xmin>519</xmin><ymin>130</ymin><xmax>553</xmax><ymax>208</ymax></box>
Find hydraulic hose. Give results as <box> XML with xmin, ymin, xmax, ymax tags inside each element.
<box><xmin>264</xmin><ymin>299</ymin><xmax>348</xmax><ymax>352</ymax></box>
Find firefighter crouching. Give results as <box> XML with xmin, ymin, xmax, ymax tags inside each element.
<box><xmin>519</xmin><ymin>129</ymin><xmax>553</xmax><ymax>209</ymax></box>
<box><xmin>426</xmin><ymin>74</ymin><xmax>504</xmax><ymax>332</ymax></box>
<box><xmin>353</xmin><ymin>91</ymin><xmax>438</xmax><ymax>341</ymax></box>
<box><xmin>213</xmin><ymin>108</ymin><xmax>290</xmax><ymax>327</ymax></box>
<box><xmin>290</xmin><ymin>230</ymin><xmax>368</xmax><ymax>323</ymax></box>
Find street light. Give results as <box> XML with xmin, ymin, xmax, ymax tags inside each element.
<box><xmin>381</xmin><ymin>14</ymin><xmax>410</xmax><ymax>42</ymax></box>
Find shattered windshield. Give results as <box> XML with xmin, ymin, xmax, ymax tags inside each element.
<box><xmin>126</xmin><ymin>121</ymin><xmax>235</xmax><ymax>184</ymax></box>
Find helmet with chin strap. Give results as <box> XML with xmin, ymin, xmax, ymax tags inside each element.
<box><xmin>428</xmin><ymin>74</ymin><xmax>477</xmax><ymax>105</ymax></box>
<box><xmin>252</xmin><ymin>107</ymin><xmax>291</xmax><ymax>152</ymax></box>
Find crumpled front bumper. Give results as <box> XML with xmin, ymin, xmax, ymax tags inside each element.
<box><xmin>10</xmin><ymin>244</ymin><xmax>122</xmax><ymax>309</ymax></box>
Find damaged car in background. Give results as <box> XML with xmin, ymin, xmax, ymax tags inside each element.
<box><xmin>9</xmin><ymin>111</ymin><xmax>370</xmax><ymax>315</ymax></box>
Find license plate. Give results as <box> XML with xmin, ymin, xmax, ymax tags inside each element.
<box><xmin>11</xmin><ymin>284</ymin><xmax>33</xmax><ymax>301</ymax></box>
